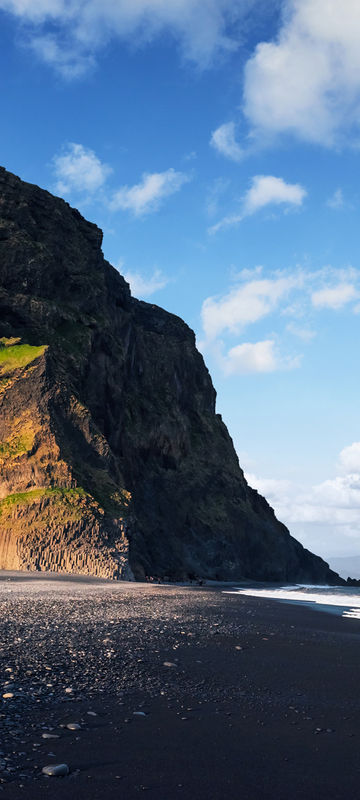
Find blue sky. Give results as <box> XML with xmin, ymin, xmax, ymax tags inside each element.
<box><xmin>1</xmin><ymin>0</ymin><xmax>360</xmax><ymax>564</ymax></box>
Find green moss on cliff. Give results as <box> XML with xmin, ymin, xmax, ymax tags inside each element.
<box><xmin>76</xmin><ymin>464</ymin><xmax>131</xmax><ymax>516</ymax></box>
<box><xmin>0</xmin><ymin>337</ymin><xmax>21</xmax><ymax>347</ymax></box>
<box><xmin>0</xmin><ymin>416</ymin><xmax>36</xmax><ymax>462</ymax></box>
<box><xmin>0</xmin><ymin>486</ymin><xmax>130</xmax><ymax>528</ymax></box>
<box><xmin>0</xmin><ymin>341</ymin><xmax>47</xmax><ymax>375</ymax></box>
<box><xmin>0</xmin><ymin>486</ymin><xmax>87</xmax><ymax>512</ymax></box>
<box><xmin>0</xmin><ymin>432</ymin><xmax>34</xmax><ymax>460</ymax></box>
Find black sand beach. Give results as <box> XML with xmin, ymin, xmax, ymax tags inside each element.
<box><xmin>1</xmin><ymin>573</ymin><xmax>359</xmax><ymax>800</ymax></box>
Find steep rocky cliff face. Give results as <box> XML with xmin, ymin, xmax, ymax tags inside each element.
<box><xmin>0</xmin><ymin>166</ymin><xmax>340</xmax><ymax>583</ymax></box>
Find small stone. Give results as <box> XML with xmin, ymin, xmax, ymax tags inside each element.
<box><xmin>42</xmin><ymin>764</ymin><xmax>69</xmax><ymax>777</ymax></box>
<box><xmin>64</xmin><ymin>688</ymin><xmax>73</xmax><ymax>695</ymax></box>
<box><xmin>87</xmin><ymin>712</ymin><xmax>97</xmax><ymax>717</ymax></box>
<box><xmin>42</xmin><ymin>733</ymin><xmax>60</xmax><ymax>740</ymax></box>
<box><xmin>133</xmin><ymin>712</ymin><xmax>146</xmax><ymax>717</ymax></box>
<box><xmin>163</xmin><ymin>662</ymin><xmax>176</xmax><ymax>668</ymax></box>
<box><xmin>2</xmin><ymin>694</ymin><xmax>14</xmax><ymax>699</ymax></box>
<box><xmin>66</xmin><ymin>723</ymin><xmax>81</xmax><ymax>731</ymax></box>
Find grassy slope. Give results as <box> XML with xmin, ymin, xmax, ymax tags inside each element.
<box><xmin>0</xmin><ymin>338</ymin><xmax>47</xmax><ymax>375</ymax></box>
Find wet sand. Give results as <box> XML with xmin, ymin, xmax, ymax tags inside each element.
<box><xmin>1</xmin><ymin>572</ymin><xmax>359</xmax><ymax>799</ymax></box>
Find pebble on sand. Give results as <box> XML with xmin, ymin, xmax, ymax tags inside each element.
<box><xmin>42</xmin><ymin>764</ymin><xmax>69</xmax><ymax>777</ymax></box>
<box><xmin>66</xmin><ymin>723</ymin><xmax>81</xmax><ymax>731</ymax></box>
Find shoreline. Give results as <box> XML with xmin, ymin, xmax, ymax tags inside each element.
<box><xmin>1</xmin><ymin>576</ymin><xmax>359</xmax><ymax>799</ymax></box>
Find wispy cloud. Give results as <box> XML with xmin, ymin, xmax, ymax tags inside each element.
<box><xmin>201</xmin><ymin>275</ymin><xmax>300</xmax><ymax>342</ymax></box>
<box><xmin>199</xmin><ymin>273</ymin><xmax>303</xmax><ymax>375</ymax></box>
<box><xmin>52</xmin><ymin>143</ymin><xmax>189</xmax><ymax>217</ymax></box>
<box><xmin>206</xmin><ymin>177</ymin><xmax>230</xmax><ymax>218</ymax></box>
<box><xmin>30</xmin><ymin>34</ymin><xmax>95</xmax><ymax>79</ymax></box>
<box><xmin>311</xmin><ymin>283</ymin><xmax>358</xmax><ymax>310</ymax></box>
<box><xmin>286</xmin><ymin>322</ymin><xmax>317</xmax><ymax>342</ymax></box>
<box><xmin>199</xmin><ymin>265</ymin><xmax>360</xmax><ymax>378</ymax></box>
<box><xmin>327</xmin><ymin>188</ymin><xmax>345</xmax><ymax>209</ymax></box>
<box><xmin>209</xmin><ymin>175</ymin><xmax>307</xmax><ymax>233</ymax></box>
<box><xmin>124</xmin><ymin>268</ymin><xmax>169</xmax><ymax>298</ymax></box>
<box><xmin>242</xmin><ymin>0</ymin><xmax>360</xmax><ymax>147</ymax></box>
<box><xmin>53</xmin><ymin>142</ymin><xmax>112</xmax><ymax>194</ymax></box>
<box><xmin>210</xmin><ymin>122</ymin><xmax>243</xmax><ymax>163</ymax></box>
<box><xmin>110</xmin><ymin>169</ymin><xmax>190</xmax><ymax>217</ymax></box>
<box><xmin>1</xmin><ymin>0</ymin><xmax>259</xmax><ymax>76</ymax></box>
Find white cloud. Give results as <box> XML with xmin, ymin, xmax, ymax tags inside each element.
<box><xmin>200</xmin><ymin>273</ymin><xmax>303</xmax><ymax>375</ymax></box>
<box><xmin>124</xmin><ymin>268</ymin><xmax>169</xmax><ymax>298</ymax></box>
<box><xmin>209</xmin><ymin>174</ymin><xmax>307</xmax><ymax>233</ymax></box>
<box><xmin>110</xmin><ymin>169</ymin><xmax>190</xmax><ymax>217</ymax></box>
<box><xmin>0</xmin><ymin>0</ymin><xmax>257</xmax><ymax>75</ymax></box>
<box><xmin>327</xmin><ymin>188</ymin><xmax>344</xmax><ymax>209</ymax></box>
<box><xmin>339</xmin><ymin>442</ymin><xmax>360</xmax><ymax>474</ymax></box>
<box><xmin>246</xmin><ymin>474</ymin><xmax>292</xmax><ymax>504</ymax></box>
<box><xmin>243</xmin><ymin>0</ymin><xmax>360</xmax><ymax>147</ymax></box>
<box><xmin>53</xmin><ymin>142</ymin><xmax>112</xmax><ymax>194</ymax></box>
<box><xmin>243</xmin><ymin>175</ymin><xmax>307</xmax><ymax>215</ymax></box>
<box><xmin>201</xmin><ymin>275</ymin><xmax>300</xmax><ymax>341</ymax></box>
<box><xmin>225</xmin><ymin>340</ymin><xmax>277</xmax><ymax>374</ymax></box>
<box><xmin>311</xmin><ymin>283</ymin><xmax>358</xmax><ymax>310</ymax></box>
<box><xmin>210</xmin><ymin>122</ymin><xmax>243</xmax><ymax>162</ymax></box>
<box><xmin>0</xmin><ymin>0</ymin><xmax>66</xmax><ymax>19</ymax></box>
<box><xmin>223</xmin><ymin>339</ymin><xmax>300</xmax><ymax>375</ymax></box>
<box><xmin>199</xmin><ymin>265</ymin><xmax>360</xmax><ymax>381</ymax></box>
<box><xmin>52</xmin><ymin>143</ymin><xmax>190</xmax><ymax>217</ymax></box>
<box><xmin>245</xmin><ymin>445</ymin><xmax>360</xmax><ymax>559</ymax></box>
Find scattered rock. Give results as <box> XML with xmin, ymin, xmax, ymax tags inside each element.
<box><xmin>42</xmin><ymin>764</ymin><xmax>69</xmax><ymax>777</ymax></box>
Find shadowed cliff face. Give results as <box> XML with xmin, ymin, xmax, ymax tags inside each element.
<box><xmin>0</xmin><ymin>166</ymin><xmax>341</xmax><ymax>583</ymax></box>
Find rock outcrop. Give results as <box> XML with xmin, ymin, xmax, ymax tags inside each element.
<box><xmin>0</xmin><ymin>166</ymin><xmax>341</xmax><ymax>583</ymax></box>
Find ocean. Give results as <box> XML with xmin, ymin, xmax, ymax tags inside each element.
<box><xmin>224</xmin><ymin>585</ymin><xmax>360</xmax><ymax>620</ymax></box>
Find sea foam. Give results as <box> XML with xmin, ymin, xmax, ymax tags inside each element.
<box><xmin>223</xmin><ymin>585</ymin><xmax>360</xmax><ymax>619</ymax></box>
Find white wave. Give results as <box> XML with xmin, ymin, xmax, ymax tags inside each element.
<box><xmin>223</xmin><ymin>587</ymin><xmax>360</xmax><ymax>619</ymax></box>
<box><xmin>343</xmin><ymin>609</ymin><xmax>360</xmax><ymax>619</ymax></box>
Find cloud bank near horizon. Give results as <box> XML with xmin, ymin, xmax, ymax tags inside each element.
<box><xmin>246</xmin><ymin>440</ymin><xmax>360</xmax><ymax>559</ymax></box>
